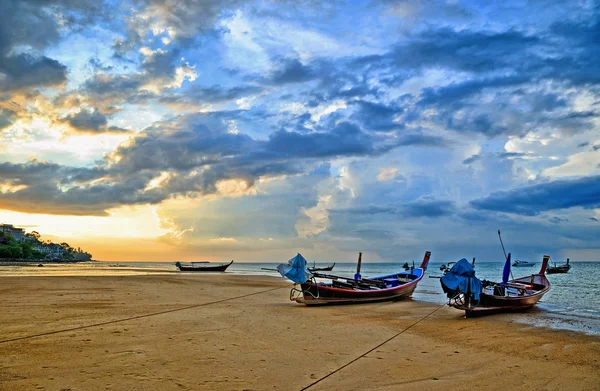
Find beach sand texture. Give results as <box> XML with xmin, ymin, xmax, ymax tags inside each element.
<box><xmin>1</xmin><ymin>273</ymin><xmax>599</xmax><ymax>390</ymax></box>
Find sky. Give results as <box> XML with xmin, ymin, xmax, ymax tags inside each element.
<box><xmin>0</xmin><ymin>0</ymin><xmax>599</xmax><ymax>263</ymax></box>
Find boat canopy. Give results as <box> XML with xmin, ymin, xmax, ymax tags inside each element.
<box><xmin>440</xmin><ymin>258</ymin><xmax>482</xmax><ymax>300</ymax></box>
<box><xmin>277</xmin><ymin>253</ymin><xmax>313</xmax><ymax>284</ymax></box>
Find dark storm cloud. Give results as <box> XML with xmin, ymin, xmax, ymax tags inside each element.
<box><xmin>78</xmin><ymin>74</ymin><xmax>154</xmax><ymax>111</ymax></box>
<box><xmin>396</xmin><ymin>134</ymin><xmax>448</xmax><ymax>147</ymax></box>
<box><xmin>160</xmin><ymin>84</ymin><xmax>263</xmax><ymax>106</ymax></box>
<box><xmin>0</xmin><ymin>161</ymin><xmax>106</xmax><ymax>186</ymax></box>
<box><xmin>265</xmin><ymin>122</ymin><xmax>389</xmax><ymax>158</ymax></box>
<box><xmin>0</xmin><ymin>109</ymin><xmax>16</xmax><ymax>130</ymax></box>
<box><xmin>63</xmin><ymin>109</ymin><xmax>107</xmax><ymax>132</ymax></box>
<box><xmin>350</xmin><ymin>101</ymin><xmax>402</xmax><ymax>132</ymax></box>
<box><xmin>388</xmin><ymin>28</ymin><xmax>541</xmax><ymax>74</ymax></box>
<box><xmin>0</xmin><ymin>160</ymin><xmax>161</xmax><ymax>216</ymax></box>
<box><xmin>60</xmin><ymin>108</ymin><xmax>131</xmax><ymax>133</ymax></box>
<box><xmin>0</xmin><ymin>54</ymin><xmax>67</xmax><ymax>92</ymax></box>
<box><xmin>0</xmin><ymin>107</ymin><xmax>419</xmax><ymax>215</ymax></box>
<box><xmin>471</xmin><ymin>176</ymin><xmax>600</xmax><ymax>216</ymax></box>
<box><xmin>0</xmin><ymin>0</ymin><xmax>107</xmax><ymax>91</ymax></box>
<box><xmin>330</xmin><ymin>199</ymin><xmax>456</xmax><ymax>218</ymax></box>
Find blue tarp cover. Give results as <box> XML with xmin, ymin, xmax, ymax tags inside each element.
<box><xmin>440</xmin><ymin>258</ymin><xmax>482</xmax><ymax>300</ymax></box>
<box><xmin>277</xmin><ymin>253</ymin><xmax>312</xmax><ymax>284</ymax></box>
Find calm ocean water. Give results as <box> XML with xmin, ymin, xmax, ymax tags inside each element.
<box><xmin>4</xmin><ymin>260</ymin><xmax>599</xmax><ymax>335</ymax></box>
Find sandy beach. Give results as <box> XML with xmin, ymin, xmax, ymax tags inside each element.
<box><xmin>1</xmin><ymin>271</ymin><xmax>599</xmax><ymax>390</ymax></box>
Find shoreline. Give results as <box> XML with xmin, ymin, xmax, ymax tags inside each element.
<box><xmin>2</xmin><ymin>262</ymin><xmax>599</xmax><ymax>337</ymax></box>
<box><xmin>1</xmin><ymin>273</ymin><xmax>598</xmax><ymax>390</ymax></box>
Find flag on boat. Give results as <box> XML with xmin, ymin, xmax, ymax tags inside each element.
<box><xmin>502</xmin><ymin>253</ymin><xmax>511</xmax><ymax>284</ymax></box>
<box><xmin>277</xmin><ymin>253</ymin><xmax>312</xmax><ymax>284</ymax></box>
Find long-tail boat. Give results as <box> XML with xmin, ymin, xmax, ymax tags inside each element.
<box><xmin>292</xmin><ymin>251</ymin><xmax>431</xmax><ymax>306</ymax></box>
<box><xmin>441</xmin><ymin>254</ymin><xmax>551</xmax><ymax>317</ymax></box>
<box><xmin>307</xmin><ymin>263</ymin><xmax>336</xmax><ymax>272</ymax></box>
<box><xmin>175</xmin><ymin>260</ymin><xmax>233</xmax><ymax>272</ymax></box>
<box><xmin>546</xmin><ymin>258</ymin><xmax>571</xmax><ymax>274</ymax></box>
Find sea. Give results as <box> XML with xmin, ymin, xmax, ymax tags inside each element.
<box><xmin>2</xmin><ymin>260</ymin><xmax>599</xmax><ymax>336</ymax></box>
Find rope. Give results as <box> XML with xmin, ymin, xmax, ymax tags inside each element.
<box><xmin>300</xmin><ymin>302</ymin><xmax>447</xmax><ymax>391</ymax></box>
<box><xmin>0</xmin><ymin>285</ymin><xmax>288</xmax><ymax>344</ymax></box>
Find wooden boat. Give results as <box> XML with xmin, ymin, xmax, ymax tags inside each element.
<box><xmin>293</xmin><ymin>251</ymin><xmax>431</xmax><ymax>306</ymax></box>
<box><xmin>447</xmin><ymin>255</ymin><xmax>551</xmax><ymax>317</ymax></box>
<box><xmin>175</xmin><ymin>260</ymin><xmax>233</xmax><ymax>272</ymax></box>
<box><xmin>307</xmin><ymin>263</ymin><xmax>335</xmax><ymax>272</ymax></box>
<box><xmin>512</xmin><ymin>259</ymin><xmax>536</xmax><ymax>267</ymax></box>
<box><xmin>546</xmin><ymin>258</ymin><xmax>571</xmax><ymax>274</ymax></box>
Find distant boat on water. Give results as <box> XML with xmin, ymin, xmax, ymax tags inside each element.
<box><xmin>175</xmin><ymin>260</ymin><xmax>233</xmax><ymax>272</ymax></box>
<box><xmin>512</xmin><ymin>259</ymin><xmax>536</xmax><ymax>267</ymax></box>
<box><xmin>307</xmin><ymin>262</ymin><xmax>335</xmax><ymax>272</ymax></box>
<box><xmin>547</xmin><ymin>258</ymin><xmax>571</xmax><ymax>274</ymax></box>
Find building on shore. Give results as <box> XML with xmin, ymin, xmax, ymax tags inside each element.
<box><xmin>33</xmin><ymin>243</ymin><xmax>66</xmax><ymax>259</ymax></box>
<box><xmin>0</xmin><ymin>224</ymin><xmax>25</xmax><ymax>241</ymax></box>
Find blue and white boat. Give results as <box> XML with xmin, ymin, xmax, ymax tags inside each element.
<box><xmin>512</xmin><ymin>260</ymin><xmax>536</xmax><ymax>267</ymax></box>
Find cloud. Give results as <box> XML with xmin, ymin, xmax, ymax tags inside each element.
<box><xmin>62</xmin><ymin>109</ymin><xmax>105</xmax><ymax>132</ymax></box>
<box><xmin>330</xmin><ymin>199</ymin><xmax>456</xmax><ymax>218</ymax></box>
<box><xmin>270</xmin><ymin>58</ymin><xmax>318</xmax><ymax>85</ymax></box>
<box><xmin>471</xmin><ymin>175</ymin><xmax>600</xmax><ymax>216</ymax></box>
<box><xmin>60</xmin><ymin>108</ymin><xmax>131</xmax><ymax>134</ymax></box>
<box><xmin>0</xmin><ymin>54</ymin><xmax>67</xmax><ymax>92</ymax></box>
<box><xmin>265</xmin><ymin>121</ymin><xmax>391</xmax><ymax>159</ymax></box>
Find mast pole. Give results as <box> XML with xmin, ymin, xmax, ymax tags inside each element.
<box><xmin>354</xmin><ymin>252</ymin><xmax>362</xmax><ymax>281</ymax></box>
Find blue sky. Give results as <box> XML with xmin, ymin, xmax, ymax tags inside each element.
<box><xmin>0</xmin><ymin>0</ymin><xmax>599</xmax><ymax>262</ymax></box>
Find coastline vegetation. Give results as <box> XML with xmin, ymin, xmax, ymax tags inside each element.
<box><xmin>0</xmin><ymin>231</ymin><xmax>92</xmax><ymax>261</ymax></box>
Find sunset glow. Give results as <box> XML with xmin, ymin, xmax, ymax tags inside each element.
<box><xmin>1</xmin><ymin>0</ymin><xmax>599</xmax><ymax>262</ymax></box>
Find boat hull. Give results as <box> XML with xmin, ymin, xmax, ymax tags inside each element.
<box><xmin>307</xmin><ymin>263</ymin><xmax>335</xmax><ymax>272</ymax></box>
<box><xmin>546</xmin><ymin>265</ymin><xmax>570</xmax><ymax>274</ymax></box>
<box><xmin>177</xmin><ymin>261</ymin><xmax>233</xmax><ymax>272</ymax></box>
<box><xmin>298</xmin><ymin>280</ymin><xmax>419</xmax><ymax>306</ymax></box>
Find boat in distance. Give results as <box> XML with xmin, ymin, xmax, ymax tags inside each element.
<box><xmin>442</xmin><ymin>255</ymin><xmax>551</xmax><ymax>317</ymax></box>
<box><xmin>175</xmin><ymin>260</ymin><xmax>233</xmax><ymax>272</ymax></box>
<box><xmin>307</xmin><ymin>263</ymin><xmax>335</xmax><ymax>272</ymax></box>
<box><xmin>512</xmin><ymin>259</ymin><xmax>536</xmax><ymax>267</ymax></box>
<box><xmin>294</xmin><ymin>251</ymin><xmax>431</xmax><ymax>306</ymax></box>
<box><xmin>546</xmin><ymin>258</ymin><xmax>571</xmax><ymax>274</ymax></box>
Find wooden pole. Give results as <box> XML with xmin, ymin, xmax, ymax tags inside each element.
<box><xmin>355</xmin><ymin>252</ymin><xmax>362</xmax><ymax>280</ymax></box>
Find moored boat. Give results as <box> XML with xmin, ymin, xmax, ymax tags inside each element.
<box><xmin>441</xmin><ymin>254</ymin><xmax>551</xmax><ymax>317</ymax></box>
<box><xmin>175</xmin><ymin>260</ymin><xmax>233</xmax><ymax>272</ymax></box>
<box><xmin>512</xmin><ymin>259</ymin><xmax>536</xmax><ymax>267</ymax></box>
<box><xmin>284</xmin><ymin>251</ymin><xmax>431</xmax><ymax>306</ymax></box>
<box><xmin>307</xmin><ymin>263</ymin><xmax>336</xmax><ymax>272</ymax></box>
<box><xmin>546</xmin><ymin>258</ymin><xmax>571</xmax><ymax>274</ymax></box>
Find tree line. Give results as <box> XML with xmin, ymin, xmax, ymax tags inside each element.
<box><xmin>0</xmin><ymin>231</ymin><xmax>92</xmax><ymax>261</ymax></box>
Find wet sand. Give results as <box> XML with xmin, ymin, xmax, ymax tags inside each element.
<box><xmin>1</xmin><ymin>273</ymin><xmax>599</xmax><ymax>390</ymax></box>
